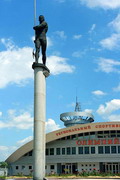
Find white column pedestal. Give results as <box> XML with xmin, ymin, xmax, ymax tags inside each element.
<box><xmin>32</xmin><ymin>62</ymin><xmax>50</xmax><ymax>180</ymax></box>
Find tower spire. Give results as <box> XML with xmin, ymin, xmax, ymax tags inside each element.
<box><xmin>75</xmin><ymin>96</ymin><xmax>81</xmax><ymax>112</ymax></box>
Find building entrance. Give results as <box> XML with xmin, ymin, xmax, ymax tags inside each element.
<box><xmin>100</xmin><ymin>162</ymin><xmax>120</xmax><ymax>174</ymax></box>
<box><xmin>106</xmin><ymin>163</ymin><xmax>119</xmax><ymax>174</ymax></box>
<box><xmin>58</xmin><ymin>163</ymin><xmax>77</xmax><ymax>174</ymax></box>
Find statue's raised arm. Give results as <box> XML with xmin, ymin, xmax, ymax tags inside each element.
<box><xmin>33</xmin><ymin>15</ymin><xmax>48</xmax><ymax>65</ymax></box>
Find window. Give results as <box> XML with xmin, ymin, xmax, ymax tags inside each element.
<box><xmin>98</xmin><ymin>131</ymin><xmax>103</xmax><ymax>138</ymax></box>
<box><xmin>72</xmin><ymin>147</ymin><xmax>76</xmax><ymax>155</ymax></box>
<box><xmin>78</xmin><ymin>133</ymin><xmax>83</xmax><ymax>139</ymax></box>
<box><xmin>46</xmin><ymin>148</ymin><xmax>49</xmax><ymax>155</ymax></box>
<box><xmin>61</xmin><ymin>137</ymin><xmax>65</xmax><ymax>140</ymax></box>
<box><xmin>78</xmin><ymin>133</ymin><xmax>83</xmax><ymax>137</ymax></box>
<box><xmin>98</xmin><ymin>146</ymin><xmax>103</xmax><ymax>154</ymax></box>
<box><xmin>91</xmin><ymin>147</ymin><xmax>95</xmax><ymax>154</ymax></box>
<box><xmin>56</xmin><ymin>148</ymin><xmax>60</xmax><ymax>155</ymax></box>
<box><xmin>90</xmin><ymin>132</ymin><xmax>95</xmax><ymax>139</ymax></box>
<box><xmin>50</xmin><ymin>148</ymin><xmax>54</xmax><ymax>155</ymax></box>
<box><xmin>110</xmin><ymin>131</ymin><xmax>116</xmax><ymax>137</ymax></box>
<box><xmin>71</xmin><ymin>135</ymin><xmax>76</xmax><ymax>139</ymax></box>
<box><xmin>118</xmin><ymin>146</ymin><xmax>120</xmax><ymax>153</ymax></box>
<box><xmin>84</xmin><ymin>133</ymin><xmax>89</xmax><ymax>139</ymax></box>
<box><xmin>66</xmin><ymin>136</ymin><xmax>70</xmax><ymax>140</ymax></box>
<box><xmin>105</xmin><ymin>146</ymin><xmax>110</xmax><ymax>154</ymax></box>
<box><xmin>22</xmin><ymin>166</ymin><xmax>25</xmax><ymax>170</ymax></box>
<box><xmin>16</xmin><ymin>166</ymin><xmax>19</xmax><ymax>170</ymax></box>
<box><xmin>50</xmin><ymin>165</ymin><xmax>54</xmax><ymax>170</ymax></box>
<box><xmin>84</xmin><ymin>147</ymin><xmax>89</xmax><ymax>154</ymax></box>
<box><xmin>78</xmin><ymin>147</ymin><xmax>83</xmax><ymax>154</ymax></box>
<box><xmin>29</xmin><ymin>166</ymin><xmax>32</xmax><ymax>170</ymax></box>
<box><xmin>104</xmin><ymin>131</ymin><xmax>110</xmax><ymax>138</ymax></box>
<box><xmin>67</xmin><ymin>147</ymin><xmax>71</xmax><ymax>155</ymax></box>
<box><xmin>62</xmin><ymin>148</ymin><xmax>65</xmax><ymax>155</ymax></box>
<box><xmin>29</xmin><ymin>151</ymin><xmax>33</xmax><ymax>156</ymax></box>
<box><xmin>111</xmin><ymin>146</ymin><xmax>116</xmax><ymax>154</ymax></box>
<box><xmin>117</xmin><ymin>131</ymin><xmax>120</xmax><ymax>137</ymax></box>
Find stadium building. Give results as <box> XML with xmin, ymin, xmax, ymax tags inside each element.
<box><xmin>6</xmin><ymin>100</ymin><xmax>120</xmax><ymax>175</ymax></box>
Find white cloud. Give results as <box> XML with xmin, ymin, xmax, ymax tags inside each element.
<box><xmin>17</xmin><ymin>136</ymin><xmax>33</xmax><ymax>146</ymax></box>
<box><xmin>109</xmin><ymin>14</ymin><xmax>120</xmax><ymax>33</ymax></box>
<box><xmin>0</xmin><ymin>38</ymin><xmax>74</xmax><ymax>88</ymax></box>
<box><xmin>0</xmin><ymin>146</ymin><xmax>17</xmax><ymax>161</ymax></box>
<box><xmin>0</xmin><ymin>110</ymin><xmax>33</xmax><ymax>129</ymax></box>
<box><xmin>47</xmin><ymin>37</ymin><xmax>53</xmax><ymax>47</ymax></box>
<box><xmin>84</xmin><ymin>109</ymin><xmax>93</xmax><ymax>114</ymax></box>
<box><xmin>92</xmin><ymin>90</ymin><xmax>106</xmax><ymax>96</ymax></box>
<box><xmin>72</xmin><ymin>50</ymin><xmax>86</xmax><ymax>58</ymax></box>
<box><xmin>88</xmin><ymin>24</ymin><xmax>96</xmax><ymax>33</ymax></box>
<box><xmin>96</xmin><ymin>57</ymin><xmax>120</xmax><ymax>73</ymax></box>
<box><xmin>100</xmin><ymin>14</ymin><xmax>120</xmax><ymax>50</ymax></box>
<box><xmin>100</xmin><ymin>33</ymin><xmax>120</xmax><ymax>50</ymax></box>
<box><xmin>80</xmin><ymin>0</ymin><xmax>120</xmax><ymax>9</ymax></box>
<box><xmin>55</xmin><ymin>31</ymin><xmax>67</xmax><ymax>39</ymax></box>
<box><xmin>0</xmin><ymin>38</ymin><xmax>33</xmax><ymax>88</ymax></box>
<box><xmin>1</xmin><ymin>118</ymin><xmax>61</xmax><ymax>160</ymax></box>
<box><xmin>113</xmin><ymin>84</ymin><xmax>120</xmax><ymax>92</ymax></box>
<box><xmin>0</xmin><ymin>112</ymin><xmax>2</xmax><ymax>117</ymax></box>
<box><xmin>73</xmin><ymin>34</ymin><xmax>82</xmax><ymax>40</ymax></box>
<box><xmin>96</xmin><ymin>99</ymin><xmax>120</xmax><ymax>122</ymax></box>
<box><xmin>46</xmin><ymin>118</ymin><xmax>61</xmax><ymax>133</ymax></box>
<box><xmin>0</xmin><ymin>108</ymin><xmax>62</xmax><ymax>133</ymax></box>
<box><xmin>97</xmin><ymin>99</ymin><xmax>120</xmax><ymax>116</ymax></box>
<box><xmin>47</xmin><ymin>55</ymin><xmax>75</xmax><ymax>75</ymax></box>
<box><xmin>108</xmin><ymin>114</ymin><xmax>120</xmax><ymax>121</ymax></box>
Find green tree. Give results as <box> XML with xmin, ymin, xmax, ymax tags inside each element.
<box><xmin>0</xmin><ymin>162</ymin><xmax>8</xmax><ymax>168</ymax></box>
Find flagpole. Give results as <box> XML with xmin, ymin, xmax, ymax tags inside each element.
<box><xmin>34</xmin><ymin>0</ymin><xmax>36</xmax><ymax>26</ymax></box>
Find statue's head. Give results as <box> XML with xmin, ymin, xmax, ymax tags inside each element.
<box><xmin>39</xmin><ymin>15</ymin><xmax>45</xmax><ymax>23</ymax></box>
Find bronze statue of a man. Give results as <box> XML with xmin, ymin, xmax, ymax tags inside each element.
<box><xmin>33</xmin><ymin>15</ymin><xmax>48</xmax><ymax>65</ymax></box>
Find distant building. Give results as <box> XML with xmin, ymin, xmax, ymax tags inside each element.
<box><xmin>6</xmin><ymin>100</ymin><xmax>120</xmax><ymax>175</ymax></box>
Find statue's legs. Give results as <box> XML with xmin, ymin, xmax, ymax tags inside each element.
<box><xmin>35</xmin><ymin>39</ymin><xmax>40</xmax><ymax>63</ymax></box>
<box><xmin>41</xmin><ymin>39</ymin><xmax>47</xmax><ymax>65</ymax></box>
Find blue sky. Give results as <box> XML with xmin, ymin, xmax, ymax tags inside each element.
<box><xmin>0</xmin><ymin>0</ymin><xmax>120</xmax><ymax>161</ymax></box>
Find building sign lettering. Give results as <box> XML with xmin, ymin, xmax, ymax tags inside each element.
<box><xmin>55</xmin><ymin>123</ymin><xmax>120</xmax><ymax>137</ymax></box>
<box><xmin>76</xmin><ymin>138</ymin><xmax>120</xmax><ymax>146</ymax></box>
